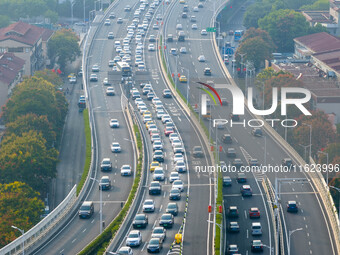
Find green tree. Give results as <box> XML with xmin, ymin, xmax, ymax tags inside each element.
<box><xmin>300</xmin><ymin>0</ymin><xmax>329</xmax><ymax>10</ymax></box>
<box><xmin>235</xmin><ymin>36</ymin><xmax>274</xmax><ymax>69</ymax></box>
<box><xmin>44</xmin><ymin>9</ymin><xmax>58</xmax><ymax>24</ymax></box>
<box><xmin>1</xmin><ymin>77</ymin><xmax>67</xmax><ymax>139</ymax></box>
<box><xmin>5</xmin><ymin>113</ymin><xmax>56</xmax><ymax>148</ymax></box>
<box><xmin>34</xmin><ymin>69</ymin><xmax>63</xmax><ymax>88</ymax></box>
<box><xmin>258</xmin><ymin>9</ymin><xmax>315</xmax><ymax>52</ymax></box>
<box><xmin>292</xmin><ymin>111</ymin><xmax>336</xmax><ymax>156</ymax></box>
<box><xmin>243</xmin><ymin>2</ymin><xmax>273</xmax><ymax>29</ymax></box>
<box><xmin>0</xmin><ymin>15</ymin><xmax>10</xmax><ymax>28</ymax></box>
<box><xmin>48</xmin><ymin>29</ymin><xmax>80</xmax><ymax>72</ymax></box>
<box><xmin>0</xmin><ymin>181</ymin><xmax>44</xmax><ymax>248</ymax></box>
<box><xmin>0</xmin><ymin>131</ymin><xmax>58</xmax><ymax>193</ymax></box>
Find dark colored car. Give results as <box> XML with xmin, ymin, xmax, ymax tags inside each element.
<box><xmin>204</xmin><ymin>67</ymin><xmax>211</xmax><ymax>75</ymax></box>
<box><xmin>282</xmin><ymin>158</ymin><xmax>293</xmax><ymax>167</ymax></box>
<box><xmin>159</xmin><ymin>213</ymin><xmax>174</xmax><ymax>228</ymax></box>
<box><xmin>223</xmin><ymin>176</ymin><xmax>232</xmax><ymax>186</ymax></box>
<box><xmin>99</xmin><ymin>176</ymin><xmax>111</xmax><ymax>190</ymax></box>
<box><xmin>149</xmin><ymin>181</ymin><xmax>162</xmax><ymax>195</ymax></box>
<box><xmin>252</xmin><ymin>128</ymin><xmax>263</xmax><ymax>137</ymax></box>
<box><xmin>251</xmin><ymin>240</ymin><xmax>263</xmax><ymax>252</ymax></box>
<box><xmin>240</xmin><ymin>185</ymin><xmax>253</xmax><ymax>197</ymax></box>
<box><xmin>287</xmin><ymin>201</ymin><xmax>298</xmax><ymax>213</ymax></box>
<box><xmin>237</xmin><ymin>172</ymin><xmax>247</xmax><ymax>183</ymax></box>
<box><xmin>228</xmin><ymin>206</ymin><xmax>239</xmax><ymax>218</ymax></box>
<box><xmin>147</xmin><ymin>238</ymin><xmax>163</xmax><ymax>253</ymax></box>
<box><xmin>182</xmin><ymin>12</ymin><xmax>188</xmax><ymax>18</ymax></box>
<box><xmin>228</xmin><ymin>221</ymin><xmax>240</xmax><ymax>232</ymax></box>
<box><xmin>78</xmin><ymin>201</ymin><xmax>94</xmax><ymax>219</ymax></box>
<box><xmin>101</xmin><ymin>158</ymin><xmax>112</xmax><ymax>171</ymax></box>
<box><xmin>133</xmin><ymin>213</ymin><xmax>148</xmax><ymax>228</ymax></box>
<box><xmin>166</xmin><ymin>202</ymin><xmax>178</xmax><ymax>216</ymax></box>
<box><xmin>222</xmin><ymin>134</ymin><xmax>232</xmax><ymax>144</ymax></box>
<box><xmin>249</xmin><ymin>158</ymin><xmax>259</xmax><ymax>166</ymax></box>
<box><xmin>193</xmin><ymin>146</ymin><xmax>203</xmax><ymax>158</ymax></box>
<box><xmin>169</xmin><ymin>188</ymin><xmax>181</xmax><ymax>200</ymax></box>
<box><xmin>230</xmin><ymin>113</ymin><xmax>240</xmax><ymax>121</ymax></box>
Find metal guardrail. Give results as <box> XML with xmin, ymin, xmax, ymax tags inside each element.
<box><xmin>0</xmin><ymin>185</ymin><xmax>77</xmax><ymax>255</ymax></box>
<box><xmin>262</xmin><ymin>177</ymin><xmax>279</xmax><ymax>255</ymax></box>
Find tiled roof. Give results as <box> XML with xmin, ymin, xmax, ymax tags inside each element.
<box><xmin>313</xmin><ymin>49</ymin><xmax>340</xmax><ymax>71</ymax></box>
<box><xmin>0</xmin><ymin>52</ymin><xmax>25</xmax><ymax>84</ymax></box>
<box><xmin>0</xmin><ymin>21</ymin><xmax>53</xmax><ymax>46</ymax></box>
<box><xmin>294</xmin><ymin>32</ymin><xmax>340</xmax><ymax>53</ymax></box>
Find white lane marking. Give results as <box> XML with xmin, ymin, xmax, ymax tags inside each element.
<box><xmin>82</xmin><ymin>228</ymin><xmax>86</xmax><ymax>233</ymax></box>
<box><xmin>244</xmin><ymin>210</ymin><xmax>247</xmax><ymax>219</ymax></box>
<box><xmin>142</xmin><ymin>242</ymin><xmax>147</xmax><ymax>251</ymax></box>
<box><xmin>59</xmin><ymin>249</ymin><xmax>64</xmax><ymax>254</ymax></box>
<box><xmin>72</xmin><ymin>238</ymin><xmax>77</xmax><ymax>243</ymax></box>
<box><xmin>246</xmin><ymin>229</ymin><xmax>249</xmax><ymax>239</ymax></box>
<box><xmin>160</xmin><ymin>205</ymin><xmax>163</xmax><ymax>212</ymax></box>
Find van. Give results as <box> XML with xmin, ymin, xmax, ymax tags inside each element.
<box><xmin>114</xmin><ymin>41</ymin><xmax>121</xmax><ymax>48</ymax></box>
<box><xmin>251</xmin><ymin>222</ymin><xmax>262</xmax><ymax>235</ymax></box>
<box><xmin>79</xmin><ymin>201</ymin><xmax>94</xmax><ymax>218</ymax></box>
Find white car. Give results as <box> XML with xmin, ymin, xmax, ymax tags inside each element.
<box><xmin>153</xmin><ymin>24</ymin><xmax>159</xmax><ymax>29</ymax></box>
<box><xmin>143</xmin><ymin>199</ymin><xmax>155</xmax><ymax>212</ymax></box>
<box><xmin>153</xmin><ymin>168</ymin><xmax>165</xmax><ymax>181</ymax></box>
<box><xmin>153</xmin><ymin>140</ymin><xmax>163</xmax><ymax>151</ymax></box>
<box><xmin>172</xmin><ymin>179</ymin><xmax>184</xmax><ymax>191</ymax></box>
<box><xmin>139</xmin><ymin>106</ymin><xmax>148</xmax><ymax>114</ymax></box>
<box><xmin>169</xmin><ymin>133</ymin><xmax>179</xmax><ymax>142</ymax></box>
<box><xmin>175</xmin><ymin>160</ymin><xmax>186</xmax><ymax>172</ymax></box>
<box><xmin>191</xmin><ymin>24</ymin><xmax>198</xmax><ymax>30</ymax></box>
<box><xmin>90</xmin><ymin>73</ymin><xmax>98</xmax><ymax>81</ymax></box>
<box><xmin>171</xmin><ymin>138</ymin><xmax>182</xmax><ymax>148</ymax></box>
<box><xmin>92</xmin><ymin>64</ymin><xmax>100</xmax><ymax>72</ymax></box>
<box><xmin>198</xmin><ymin>55</ymin><xmax>206</xmax><ymax>62</ymax></box>
<box><xmin>157</xmin><ymin>110</ymin><xmax>165</xmax><ymax>119</ymax></box>
<box><xmin>103</xmin><ymin>77</ymin><xmax>110</xmax><ymax>85</ymax></box>
<box><xmin>143</xmin><ymin>115</ymin><xmax>152</xmax><ymax>124</ymax></box>
<box><xmin>180</xmin><ymin>47</ymin><xmax>187</xmax><ymax>53</ymax></box>
<box><xmin>148</xmin><ymin>44</ymin><xmax>155</xmax><ymax>51</ymax></box>
<box><xmin>109</xmin><ymin>119</ymin><xmax>120</xmax><ymax>128</ymax></box>
<box><xmin>135</xmin><ymin>98</ymin><xmax>143</xmax><ymax>105</ymax></box>
<box><xmin>201</xmin><ymin>29</ymin><xmax>207</xmax><ymax>35</ymax></box>
<box><xmin>106</xmin><ymin>87</ymin><xmax>115</xmax><ymax>96</ymax></box>
<box><xmin>169</xmin><ymin>172</ymin><xmax>180</xmax><ymax>183</ymax></box>
<box><xmin>121</xmin><ymin>164</ymin><xmax>132</xmax><ymax>176</ymax></box>
<box><xmin>126</xmin><ymin>230</ymin><xmax>142</xmax><ymax>247</ymax></box>
<box><xmin>161</xmin><ymin>114</ymin><xmax>171</xmax><ymax>123</ymax></box>
<box><xmin>104</xmin><ymin>19</ymin><xmax>111</xmax><ymax>26</ymax></box>
<box><xmin>176</xmin><ymin>23</ymin><xmax>183</xmax><ymax>30</ymax></box>
<box><xmin>193</xmin><ymin>6</ymin><xmax>199</xmax><ymax>12</ymax></box>
<box><xmin>111</xmin><ymin>142</ymin><xmax>121</xmax><ymax>153</ymax></box>
<box><xmin>173</xmin><ymin>153</ymin><xmax>184</xmax><ymax>163</ymax></box>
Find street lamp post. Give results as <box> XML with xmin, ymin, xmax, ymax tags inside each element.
<box><xmin>302</xmin><ymin>123</ymin><xmax>312</xmax><ymax>161</ymax></box>
<box><xmin>71</xmin><ymin>0</ymin><xmax>76</xmax><ymax>25</ymax></box>
<box><xmin>288</xmin><ymin>228</ymin><xmax>303</xmax><ymax>255</ymax></box>
<box><xmin>318</xmin><ymin>151</ymin><xmax>329</xmax><ymax>186</ymax></box>
<box><xmin>11</xmin><ymin>225</ymin><xmax>25</xmax><ymax>255</ymax></box>
<box><xmin>329</xmin><ymin>186</ymin><xmax>340</xmax><ymax>227</ymax></box>
<box><xmin>298</xmin><ymin>144</ymin><xmax>309</xmax><ymax>162</ymax></box>
<box><xmin>90</xmin><ymin>177</ymin><xmax>103</xmax><ymax>233</ymax></box>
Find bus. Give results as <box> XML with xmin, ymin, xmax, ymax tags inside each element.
<box><xmin>116</xmin><ymin>61</ymin><xmax>131</xmax><ymax>76</ymax></box>
<box><xmin>234</xmin><ymin>30</ymin><xmax>242</xmax><ymax>42</ymax></box>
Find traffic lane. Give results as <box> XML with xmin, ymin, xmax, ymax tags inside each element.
<box><xmin>224</xmin><ymin>193</ymin><xmax>271</xmax><ymax>255</ymax></box>
<box><xmin>280</xmin><ymin>182</ymin><xmax>334</xmax><ymax>255</ymax></box>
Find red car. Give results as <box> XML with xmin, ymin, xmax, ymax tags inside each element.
<box><xmin>164</xmin><ymin>126</ymin><xmax>174</xmax><ymax>136</ymax></box>
<box><xmin>249</xmin><ymin>207</ymin><xmax>260</xmax><ymax>218</ymax></box>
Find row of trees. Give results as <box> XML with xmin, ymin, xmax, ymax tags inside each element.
<box><xmin>0</xmin><ymin>70</ymin><xmax>68</xmax><ymax>247</ymax></box>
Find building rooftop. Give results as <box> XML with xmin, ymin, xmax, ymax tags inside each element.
<box><xmin>302</xmin><ymin>11</ymin><xmax>334</xmax><ymax>24</ymax></box>
<box><xmin>0</xmin><ymin>52</ymin><xmax>25</xmax><ymax>84</ymax></box>
<box><xmin>313</xmin><ymin>48</ymin><xmax>340</xmax><ymax>72</ymax></box>
<box><xmin>0</xmin><ymin>21</ymin><xmax>53</xmax><ymax>46</ymax></box>
<box><xmin>294</xmin><ymin>32</ymin><xmax>340</xmax><ymax>53</ymax></box>
<box><xmin>271</xmin><ymin>62</ymin><xmax>340</xmax><ymax>98</ymax></box>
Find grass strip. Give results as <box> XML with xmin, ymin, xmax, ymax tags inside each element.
<box><xmin>77</xmin><ymin>109</ymin><xmax>91</xmax><ymax>195</ymax></box>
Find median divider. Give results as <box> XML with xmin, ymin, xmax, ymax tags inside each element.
<box><xmin>211</xmin><ymin>4</ymin><xmax>340</xmax><ymax>254</ymax></box>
